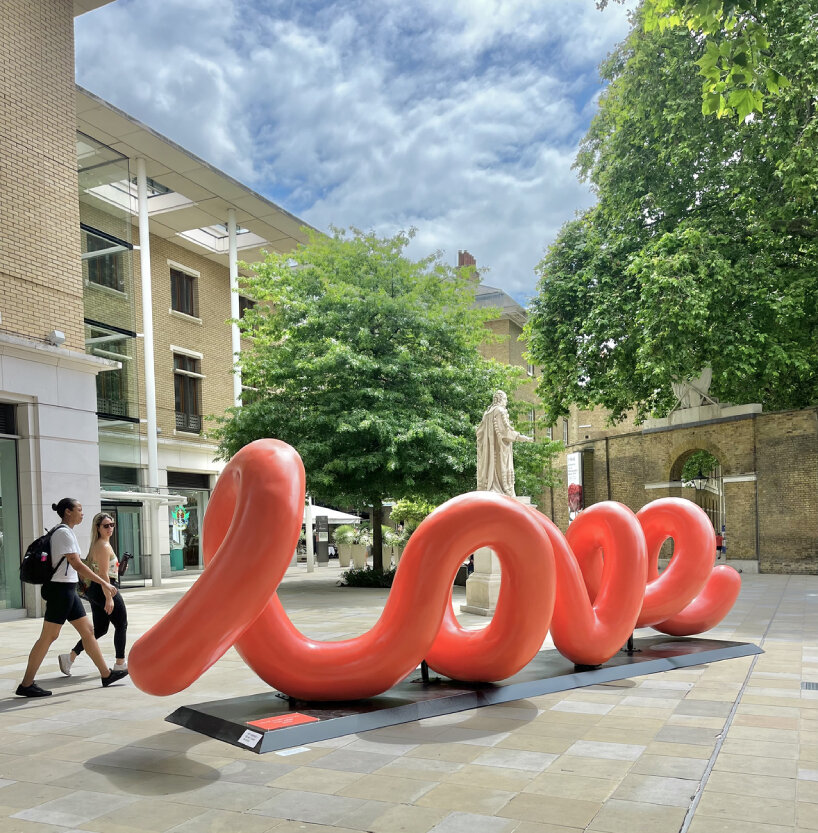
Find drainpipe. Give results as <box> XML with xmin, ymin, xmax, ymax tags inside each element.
<box><xmin>227</xmin><ymin>209</ymin><xmax>241</xmax><ymax>407</ymax></box>
<box><xmin>136</xmin><ymin>158</ymin><xmax>162</xmax><ymax>587</ymax></box>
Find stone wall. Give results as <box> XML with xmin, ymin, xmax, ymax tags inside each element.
<box><xmin>544</xmin><ymin>407</ymin><xmax>818</xmax><ymax>573</ymax></box>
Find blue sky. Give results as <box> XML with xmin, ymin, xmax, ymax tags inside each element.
<box><xmin>75</xmin><ymin>0</ymin><xmax>635</xmax><ymax>304</ymax></box>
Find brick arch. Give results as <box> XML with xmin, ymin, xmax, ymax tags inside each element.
<box><xmin>664</xmin><ymin>438</ymin><xmax>733</xmax><ymax>482</ymax></box>
<box><xmin>663</xmin><ymin>441</ymin><xmax>729</xmax><ymax>536</ymax></box>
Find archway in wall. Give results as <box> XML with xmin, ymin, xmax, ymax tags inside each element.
<box><xmin>670</xmin><ymin>448</ymin><xmax>725</xmax><ymax>544</ymax></box>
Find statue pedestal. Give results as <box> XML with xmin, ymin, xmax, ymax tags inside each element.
<box><xmin>460</xmin><ymin>496</ymin><xmax>532</xmax><ymax>617</ymax></box>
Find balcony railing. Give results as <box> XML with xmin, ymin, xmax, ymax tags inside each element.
<box><xmin>97</xmin><ymin>397</ymin><xmax>130</xmax><ymax>417</ymax></box>
<box><xmin>176</xmin><ymin>412</ymin><xmax>202</xmax><ymax>433</ymax></box>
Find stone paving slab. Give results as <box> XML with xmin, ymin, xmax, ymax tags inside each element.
<box><xmin>0</xmin><ymin>569</ymin><xmax>816</xmax><ymax>832</ymax></box>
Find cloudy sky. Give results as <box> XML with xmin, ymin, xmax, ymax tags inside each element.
<box><xmin>75</xmin><ymin>0</ymin><xmax>635</xmax><ymax>304</ymax></box>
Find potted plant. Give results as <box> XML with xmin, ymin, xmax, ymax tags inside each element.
<box><xmin>352</xmin><ymin>525</ymin><xmax>371</xmax><ymax>569</ymax></box>
<box><xmin>333</xmin><ymin>524</ymin><xmax>356</xmax><ymax>567</ymax></box>
<box><xmin>383</xmin><ymin>526</ymin><xmax>407</xmax><ymax>566</ymax></box>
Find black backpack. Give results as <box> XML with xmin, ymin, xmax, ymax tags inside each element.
<box><xmin>20</xmin><ymin>524</ymin><xmax>68</xmax><ymax>585</ymax></box>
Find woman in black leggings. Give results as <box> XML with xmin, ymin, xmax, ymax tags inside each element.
<box><xmin>59</xmin><ymin>512</ymin><xmax>128</xmax><ymax>675</ymax></box>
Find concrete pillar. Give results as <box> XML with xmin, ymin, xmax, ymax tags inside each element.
<box><xmin>461</xmin><ymin>496</ymin><xmax>532</xmax><ymax>616</ymax></box>
<box><xmin>227</xmin><ymin>209</ymin><xmax>241</xmax><ymax>407</ymax></box>
<box><xmin>136</xmin><ymin>157</ymin><xmax>162</xmax><ymax>587</ymax></box>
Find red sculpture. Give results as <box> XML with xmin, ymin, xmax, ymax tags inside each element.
<box><xmin>129</xmin><ymin>439</ymin><xmax>741</xmax><ymax>700</ymax></box>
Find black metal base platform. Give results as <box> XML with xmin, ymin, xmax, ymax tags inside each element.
<box><xmin>166</xmin><ymin>636</ymin><xmax>761</xmax><ymax>753</ymax></box>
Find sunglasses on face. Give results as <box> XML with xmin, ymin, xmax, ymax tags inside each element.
<box><xmin>100</xmin><ymin>522</ymin><xmax>115</xmax><ymax>529</ymax></box>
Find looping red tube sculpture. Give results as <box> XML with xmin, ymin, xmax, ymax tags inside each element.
<box><xmin>129</xmin><ymin>439</ymin><xmax>741</xmax><ymax>700</ymax></box>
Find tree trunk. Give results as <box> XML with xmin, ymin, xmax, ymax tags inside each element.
<box><xmin>371</xmin><ymin>497</ymin><xmax>383</xmax><ymax>573</ymax></box>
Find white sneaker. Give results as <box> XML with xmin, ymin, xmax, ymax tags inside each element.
<box><xmin>113</xmin><ymin>661</ymin><xmax>127</xmax><ymax>671</ymax></box>
<box><xmin>58</xmin><ymin>654</ymin><xmax>73</xmax><ymax>676</ymax></box>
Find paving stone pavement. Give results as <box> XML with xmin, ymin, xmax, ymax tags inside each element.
<box><xmin>1</xmin><ymin>568</ymin><xmax>817</xmax><ymax>833</ymax></box>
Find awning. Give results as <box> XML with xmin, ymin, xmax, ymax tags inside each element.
<box><xmin>101</xmin><ymin>490</ymin><xmax>188</xmax><ymax>506</ymax></box>
<box><xmin>305</xmin><ymin>505</ymin><xmax>360</xmax><ymax>524</ymax></box>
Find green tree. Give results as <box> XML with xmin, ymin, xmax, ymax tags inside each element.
<box><xmin>216</xmin><ymin>228</ymin><xmax>559</xmax><ymax>571</ymax></box>
<box><xmin>600</xmin><ymin>0</ymin><xmax>791</xmax><ymax>119</ymax></box>
<box><xmin>390</xmin><ymin>497</ymin><xmax>436</xmax><ymax>533</ymax></box>
<box><xmin>526</xmin><ymin>0</ymin><xmax>818</xmax><ymax>424</ymax></box>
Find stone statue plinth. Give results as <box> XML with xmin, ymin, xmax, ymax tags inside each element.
<box><xmin>460</xmin><ymin>495</ymin><xmax>532</xmax><ymax>617</ymax></box>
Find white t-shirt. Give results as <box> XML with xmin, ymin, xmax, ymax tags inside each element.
<box><xmin>50</xmin><ymin>526</ymin><xmax>80</xmax><ymax>583</ymax></box>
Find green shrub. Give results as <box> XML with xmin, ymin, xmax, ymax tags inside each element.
<box><xmin>341</xmin><ymin>566</ymin><xmax>396</xmax><ymax>588</ymax></box>
<box><xmin>333</xmin><ymin>524</ymin><xmax>357</xmax><ymax>546</ymax></box>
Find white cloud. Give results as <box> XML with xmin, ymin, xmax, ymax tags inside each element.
<box><xmin>75</xmin><ymin>0</ymin><xmax>635</xmax><ymax>302</ymax></box>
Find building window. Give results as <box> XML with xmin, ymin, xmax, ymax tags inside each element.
<box><xmin>563</xmin><ymin>419</ymin><xmax>569</xmax><ymax>444</ymax></box>
<box><xmin>83</xmin><ymin>228</ymin><xmax>127</xmax><ymax>292</ymax></box>
<box><xmin>171</xmin><ymin>268</ymin><xmax>198</xmax><ymax>317</ymax></box>
<box><xmin>85</xmin><ymin>321</ymin><xmax>137</xmax><ymax>420</ymax></box>
<box><xmin>546</xmin><ymin>426</ymin><xmax>553</xmax><ymax>440</ymax></box>
<box><xmin>174</xmin><ymin>353</ymin><xmax>203</xmax><ymax>433</ymax></box>
<box><xmin>97</xmin><ymin>363</ymin><xmax>127</xmax><ymax>417</ymax></box>
<box><xmin>526</xmin><ymin>363</ymin><xmax>535</xmax><ymax>377</ymax></box>
<box><xmin>238</xmin><ymin>295</ymin><xmax>256</xmax><ymax>319</ymax></box>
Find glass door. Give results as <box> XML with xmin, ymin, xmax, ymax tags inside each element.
<box><xmin>103</xmin><ymin>502</ymin><xmax>143</xmax><ymax>578</ymax></box>
<box><xmin>0</xmin><ymin>438</ymin><xmax>21</xmax><ymax>610</ymax></box>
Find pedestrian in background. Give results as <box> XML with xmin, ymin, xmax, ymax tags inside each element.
<box><xmin>16</xmin><ymin>498</ymin><xmax>129</xmax><ymax>697</ymax></box>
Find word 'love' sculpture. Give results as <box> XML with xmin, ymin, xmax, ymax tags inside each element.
<box><xmin>129</xmin><ymin>439</ymin><xmax>741</xmax><ymax>701</ymax></box>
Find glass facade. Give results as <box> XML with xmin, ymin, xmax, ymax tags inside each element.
<box><xmin>79</xmin><ymin>131</ymin><xmax>146</xmax><ymax>573</ymax></box>
<box><xmin>78</xmin><ymin>133</ymin><xmax>141</xmax><ymax>460</ymax></box>
<box><xmin>0</xmin><ymin>437</ymin><xmax>21</xmax><ymax>611</ymax></box>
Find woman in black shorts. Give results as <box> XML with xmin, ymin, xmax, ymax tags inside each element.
<box><xmin>16</xmin><ymin>498</ymin><xmax>129</xmax><ymax>697</ymax></box>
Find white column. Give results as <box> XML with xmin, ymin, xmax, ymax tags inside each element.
<box><xmin>227</xmin><ymin>209</ymin><xmax>242</xmax><ymax>407</ymax></box>
<box><xmin>136</xmin><ymin>157</ymin><xmax>162</xmax><ymax>588</ymax></box>
<box><xmin>305</xmin><ymin>495</ymin><xmax>315</xmax><ymax>573</ymax></box>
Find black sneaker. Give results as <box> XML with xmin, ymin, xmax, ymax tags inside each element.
<box><xmin>101</xmin><ymin>668</ymin><xmax>129</xmax><ymax>687</ymax></box>
<box><xmin>16</xmin><ymin>682</ymin><xmax>52</xmax><ymax>697</ymax></box>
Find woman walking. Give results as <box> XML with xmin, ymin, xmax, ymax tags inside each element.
<box><xmin>59</xmin><ymin>512</ymin><xmax>128</xmax><ymax>676</ymax></box>
<box><xmin>16</xmin><ymin>498</ymin><xmax>129</xmax><ymax>697</ymax></box>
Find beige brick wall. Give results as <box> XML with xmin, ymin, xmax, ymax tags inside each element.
<box><xmin>132</xmin><ymin>238</ymin><xmax>235</xmax><ymax>440</ymax></box>
<box><xmin>756</xmin><ymin>409</ymin><xmax>818</xmax><ymax>572</ymax></box>
<box><xmin>0</xmin><ymin>0</ymin><xmax>84</xmax><ymax>349</ymax></box>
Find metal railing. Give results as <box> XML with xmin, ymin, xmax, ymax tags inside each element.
<box><xmin>97</xmin><ymin>397</ymin><xmax>130</xmax><ymax>417</ymax></box>
<box><xmin>175</xmin><ymin>412</ymin><xmax>202</xmax><ymax>433</ymax></box>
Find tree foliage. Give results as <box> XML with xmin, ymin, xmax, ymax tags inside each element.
<box><xmin>390</xmin><ymin>497</ymin><xmax>436</xmax><ymax>533</ymax></box>
<box><xmin>215</xmin><ymin>228</ymin><xmax>559</xmax><ymax>570</ymax></box>
<box><xmin>681</xmin><ymin>449</ymin><xmax>720</xmax><ymax>482</ymax></box>
<box><xmin>526</xmin><ymin>0</ymin><xmax>818</xmax><ymax>424</ymax></box>
<box><xmin>600</xmin><ymin>0</ymin><xmax>794</xmax><ymax>119</ymax></box>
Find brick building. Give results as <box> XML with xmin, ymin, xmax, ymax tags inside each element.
<box><xmin>462</xmin><ymin>250</ymin><xmax>541</xmax><ymax>434</ymax></box>
<box><xmin>1</xmin><ymin>0</ymin><xmax>313</xmax><ymax>616</ymax></box>
<box><xmin>541</xmin><ymin>399</ymin><xmax>818</xmax><ymax>574</ymax></box>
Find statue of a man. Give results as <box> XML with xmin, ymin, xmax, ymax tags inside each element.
<box><xmin>476</xmin><ymin>390</ymin><xmax>534</xmax><ymax>497</ymax></box>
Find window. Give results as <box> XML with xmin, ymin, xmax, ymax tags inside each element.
<box><xmin>85</xmin><ymin>321</ymin><xmax>137</xmax><ymax>420</ymax></box>
<box><xmin>526</xmin><ymin>363</ymin><xmax>535</xmax><ymax>377</ymax></box>
<box><xmin>174</xmin><ymin>353</ymin><xmax>202</xmax><ymax>433</ymax></box>
<box><xmin>83</xmin><ymin>228</ymin><xmax>127</xmax><ymax>292</ymax></box>
<box><xmin>563</xmin><ymin>419</ymin><xmax>569</xmax><ymax>445</ymax></box>
<box><xmin>97</xmin><ymin>360</ymin><xmax>127</xmax><ymax>416</ymax></box>
<box><xmin>238</xmin><ymin>295</ymin><xmax>256</xmax><ymax>319</ymax></box>
<box><xmin>546</xmin><ymin>426</ymin><xmax>553</xmax><ymax>440</ymax></box>
<box><xmin>171</xmin><ymin>268</ymin><xmax>198</xmax><ymax>317</ymax></box>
